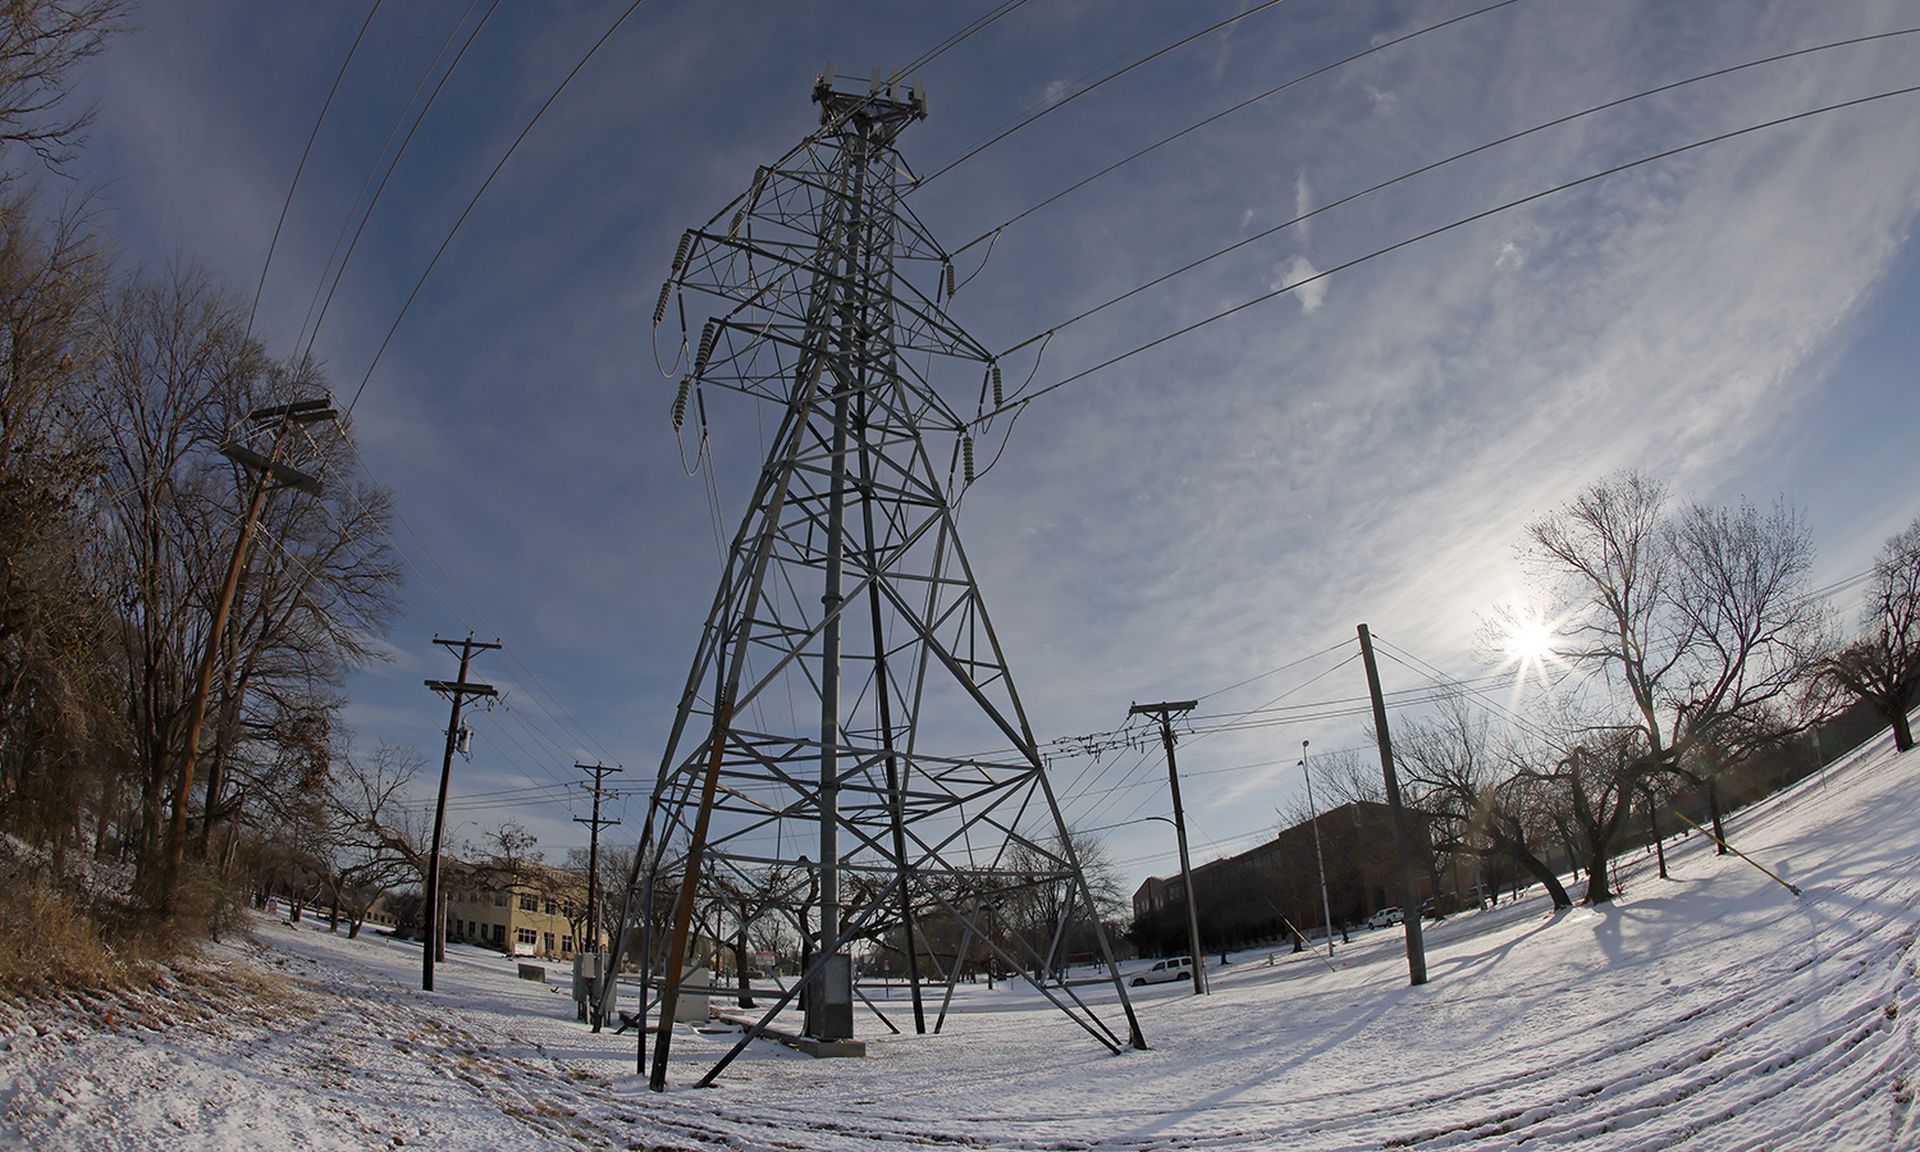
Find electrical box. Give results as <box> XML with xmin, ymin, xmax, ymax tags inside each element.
<box><xmin>572</xmin><ymin>951</ymin><xmax>601</xmax><ymax>1004</ymax></box>
<box><xmin>820</xmin><ymin>955</ymin><xmax>852</xmax><ymax>1006</ymax></box>
<box><xmin>804</xmin><ymin>954</ymin><xmax>855</xmax><ymax>1041</ymax></box>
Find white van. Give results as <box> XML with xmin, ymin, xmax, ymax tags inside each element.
<box><xmin>1129</xmin><ymin>956</ymin><xmax>1195</xmax><ymax>987</ymax></box>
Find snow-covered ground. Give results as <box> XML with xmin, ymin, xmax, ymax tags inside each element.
<box><xmin>3</xmin><ymin>731</ymin><xmax>1916</xmax><ymax>1150</ymax></box>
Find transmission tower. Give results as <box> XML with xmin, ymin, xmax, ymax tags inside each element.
<box><xmin>605</xmin><ymin>71</ymin><xmax>1145</xmax><ymax>1088</ymax></box>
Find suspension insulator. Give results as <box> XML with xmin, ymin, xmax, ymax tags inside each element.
<box><xmin>695</xmin><ymin>320</ymin><xmax>719</xmax><ymax>376</ymax></box>
<box><xmin>728</xmin><ymin>208</ymin><xmax>746</xmax><ymax>237</ymax></box>
<box><xmin>670</xmin><ymin>231</ymin><xmax>692</xmax><ymax>272</ymax></box>
<box><xmin>671</xmin><ymin>378</ymin><xmax>691</xmax><ymax>429</ymax></box>
<box><xmin>652</xmin><ymin>281</ymin><xmax>673</xmax><ymax>327</ymax></box>
<box><xmin>962</xmin><ymin>435</ymin><xmax>975</xmax><ymax>485</ymax></box>
<box><xmin>944</xmin><ymin>261</ymin><xmax>957</xmax><ymax>299</ymax></box>
<box><xmin>991</xmin><ymin>364</ymin><xmax>1003</xmax><ymax>407</ymax></box>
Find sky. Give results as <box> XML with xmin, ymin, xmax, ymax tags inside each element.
<box><xmin>64</xmin><ymin>0</ymin><xmax>1920</xmax><ymax>896</ymax></box>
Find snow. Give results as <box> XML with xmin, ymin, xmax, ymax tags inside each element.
<box><xmin>3</xmin><ymin>730</ymin><xmax>1916</xmax><ymax>1150</ymax></box>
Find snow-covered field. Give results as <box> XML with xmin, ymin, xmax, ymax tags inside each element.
<box><xmin>3</xmin><ymin>732</ymin><xmax>1915</xmax><ymax>1150</ymax></box>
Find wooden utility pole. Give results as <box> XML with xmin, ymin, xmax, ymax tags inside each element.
<box><xmin>1356</xmin><ymin>624</ymin><xmax>1427</xmax><ymax>986</ymax></box>
<box><xmin>575</xmin><ymin>761</ymin><xmax>622</xmax><ymax>1029</ymax></box>
<box><xmin>651</xmin><ymin>690</ymin><xmax>733</xmax><ymax>1091</ymax></box>
<box><xmin>167</xmin><ymin>398</ymin><xmax>333</xmax><ymax>906</ymax></box>
<box><xmin>1129</xmin><ymin>700</ymin><xmax>1206</xmax><ymax>995</ymax></box>
<box><xmin>422</xmin><ymin>634</ymin><xmax>498</xmax><ymax>992</ymax></box>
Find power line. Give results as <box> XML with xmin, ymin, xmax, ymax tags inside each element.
<box><xmin>246</xmin><ymin>0</ymin><xmax>382</xmax><ymax>341</ymax></box>
<box><xmin>1369</xmin><ymin>636</ymin><xmax>1560</xmax><ymax>744</ymax></box>
<box><xmin>1196</xmin><ymin>636</ymin><xmax>1356</xmax><ymax>700</ymax></box>
<box><xmin>343</xmin><ymin>0</ymin><xmax>650</xmax><ymax>416</ymax></box>
<box><xmin>297</xmin><ymin>0</ymin><xmax>495</xmax><ymax>361</ymax></box>
<box><xmin>993</xmin><ymin>24</ymin><xmax>1920</xmax><ymax>368</ymax></box>
<box><xmin>976</xmin><ymin>81</ymin><xmax>1920</xmax><ymax>424</ymax></box>
<box><xmin>891</xmin><ymin>0</ymin><xmax>1033</xmax><ymax>82</ymax></box>
<box><xmin>950</xmin><ymin>0</ymin><xmax>1527</xmax><ymax>255</ymax></box>
<box><xmin>913</xmin><ymin>0</ymin><xmax>1292</xmax><ymax>190</ymax></box>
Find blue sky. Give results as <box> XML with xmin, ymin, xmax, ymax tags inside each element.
<box><xmin>70</xmin><ymin>0</ymin><xmax>1920</xmax><ymax>893</ymax></box>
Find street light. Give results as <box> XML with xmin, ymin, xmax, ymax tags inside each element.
<box><xmin>1301</xmin><ymin>739</ymin><xmax>1336</xmax><ymax>959</ymax></box>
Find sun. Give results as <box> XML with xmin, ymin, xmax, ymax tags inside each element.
<box><xmin>1504</xmin><ymin>617</ymin><xmax>1557</xmax><ymax>665</ymax></box>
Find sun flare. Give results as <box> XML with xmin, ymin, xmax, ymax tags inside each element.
<box><xmin>1505</xmin><ymin>617</ymin><xmax>1556</xmax><ymax>664</ymax></box>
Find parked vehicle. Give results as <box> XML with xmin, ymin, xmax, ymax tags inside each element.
<box><xmin>1365</xmin><ymin>906</ymin><xmax>1405</xmax><ymax>929</ymax></box>
<box><xmin>1130</xmin><ymin>956</ymin><xmax>1195</xmax><ymax>986</ymax></box>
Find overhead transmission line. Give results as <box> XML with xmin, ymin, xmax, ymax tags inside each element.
<box><xmin>914</xmin><ymin>0</ymin><xmax>1292</xmax><ymax>190</ymax></box>
<box><xmin>975</xmin><ymin>80</ymin><xmax>1920</xmax><ymax>425</ymax></box>
<box><xmin>246</xmin><ymin>0</ymin><xmax>382</xmax><ymax>340</ymax></box>
<box><xmin>299</xmin><ymin>0</ymin><xmax>499</xmax><ymax>365</ymax></box>
<box><xmin>342</xmin><ymin>0</ymin><xmax>649</xmax><ymax>416</ymax></box>
<box><xmin>991</xmin><ymin>25</ymin><xmax>1920</xmax><ymax>370</ymax></box>
<box><xmin>893</xmin><ymin>0</ymin><xmax>1034</xmax><ymax>81</ymax></box>
<box><xmin>1054</xmin><ymin>655</ymin><xmax>1492</xmax><ymax>822</ymax></box>
<box><xmin>950</xmin><ymin>0</ymin><xmax>1528</xmax><ymax>256</ymax></box>
<box><xmin>1369</xmin><ymin>634</ymin><xmax>1564</xmax><ymax>744</ymax></box>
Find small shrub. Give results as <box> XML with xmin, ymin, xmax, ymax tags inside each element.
<box><xmin>0</xmin><ymin>837</ymin><xmax>177</xmax><ymax>993</ymax></box>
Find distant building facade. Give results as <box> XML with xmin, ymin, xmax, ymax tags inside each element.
<box><xmin>1131</xmin><ymin>800</ymin><xmax>1436</xmax><ymax>953</ymax></box>
<box><xmin>441</xmin><ymin>860</ymin><xmax>603</xmax><ymax>960</ymax></box>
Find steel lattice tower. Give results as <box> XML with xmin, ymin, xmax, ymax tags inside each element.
<box><xmin>606</xmin><ymin>75</ymin><xmax>1144</xmax><ymax>1088</ymax></box>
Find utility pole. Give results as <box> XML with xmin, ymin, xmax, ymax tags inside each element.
<box><xmin>1130</xmin><ymin>700</ymin><xmax>1206</xmax><ymax>995</ymax></box>
<box><xmin>1300</xmin><ymin>739</ymin><xmax>1337</xmax><ymax>958</ymax></box>
<box><xmin>166</xmin><ymin>399</ymin><xmax>334</xmax><ymax>904</ymax></box>
<box><xmin>422</xmin><ymin>634</ymin><xmax>498</xmax><ymax>992</ymax></box>
<box><xmin>1356</xmin><ymin>624</ymin><xmax>1427</xmax><ymax>986</ymax></box>
<box><xmin>575</xmin><ymin>761</ymin><xmax>621</xmax><ymax>1029</ymax></box>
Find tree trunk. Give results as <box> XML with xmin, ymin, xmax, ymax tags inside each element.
<box><xmin>1489</xmin><ymin>818</ymin><xmax>1574</xmax><ymax>909</ymax></box>
<box><xmin>1707</xmin><ymin>778</ymin><xmax>1728</xmax><ymax>855</ymax></box>
<box><xmin>737</xmin><ymin>929</ymin><xmax>754</xmax><ymax>1009</ymax></box>
<box><xmin>1648</xmin><ymin>794</ymin><xmax>1668</xmax><ymax>880</ymax></box>
<box><xmin>1583</xmin><ymin>844</ymin><xmax>1615</xmax><ymax>904</ymax></box>
<box><xmin>1500</xmin><ymin>841</ymin><xmax>1574</xmax><ymax>909</ymax></box>
<box><xmin>1891</xmin><ymin>707</ymin><xmax>1914</xmax><ymax>754</ymax></box>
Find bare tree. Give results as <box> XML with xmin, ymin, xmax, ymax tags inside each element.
<box><xmin>1395</xmin><ymin>695</ymin><xmax>1574</xmax><ymax>909</ymax></box>
<box><xmin>0</xmin><ymin>0</ymin><xmax>126</xmax><ymax>172</ymax></box>
<box><xmin>0</xmin><ymin>186</ymin><xmax>116</xmax><ymax>860</ymax></box>
<box><xmin>90</xmin><ymin>267</ymin><xmax>264</xmax><ymax>892</ymax></box>
<box><xmin>1821</xmin><ymin>516</ymin><xmax>1920</xmax><ymax>752</ymax></box>
<box><xmin>1521</xmin><ymin>473</ymin><xmax>1829</xmax><ymax>898</ymax></box>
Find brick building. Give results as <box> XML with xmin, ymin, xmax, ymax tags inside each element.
<box><xmin>1131</xmin><ymin>800</ymin><xmax>1436</xmax><ymax>952</ymax></box>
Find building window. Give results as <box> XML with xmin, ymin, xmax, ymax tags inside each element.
<box><xmin>516</xmin><ymin>927</ymin><xmax>537</xmax><ymax>947</ymax></box>
<box><xmin>544</xmin><ymin>899</ymin><xmax>557</xmax><ymax>914</ymax></box>
<box><xmin>518</xmin><ymin>893</ymin><xmax>538</xmax><ymax>912</ymax></box>
<box><xmin>492</xmin><ymin>924</ymin><xmax>505</xmax><ymax>945</ymax></box>
<box><xmin>493</xmin><ymin>892</ymin><xmax>506</xmax><ymax>907</ymax></box>
<box><xmin>561</xmin><ymin>936</ymin><xmax>573</xmax><ymax>956</ymax></box>
<box><xmin>543</xmin><ymin>932</ymin><xmax>556</xmax><ymax>954</ymax></box>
